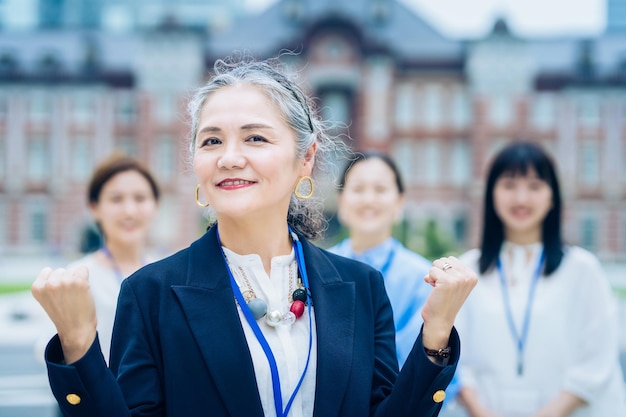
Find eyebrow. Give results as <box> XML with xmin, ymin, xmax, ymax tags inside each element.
<box><xmin>197</xmin><ymin>123</ymin><xmax>273</xmax><ymax>134</ymax></box>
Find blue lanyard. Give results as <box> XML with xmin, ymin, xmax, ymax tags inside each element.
<box><xmin>378</xmin><ymin>241</ymin><xmax>397</xmax><ymax>278</ymax></box>
<box><xmin>496</xmin><ymin>249</ymin><xmax>544</xmax><ymax>376</ymax></box>
<box><xmin>351</xmin><ymin>240</ymin><xmax>397</xmax><ymax>277</ymax></box>
<box><xmin>217</xmin><ymin>227</ymin><xmax>313</xmax><ymax>417</ymax></box>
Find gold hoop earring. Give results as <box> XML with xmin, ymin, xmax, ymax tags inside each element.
<box><xmin>195</xmin><ymin>184</ymin><xmax>210</xmax><ymax>208</ymax></box>
<box><xmin>294</xmin><ymin>176</ymin><xmax>314</xmax><ymax>199</ymax></box>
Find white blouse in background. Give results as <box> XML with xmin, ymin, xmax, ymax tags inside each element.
<box><xmin>223</xmin><ymin>247</ymin><xmax>317</xmax><ymax>417</ymax></box>
<box><xmin>457</xmin><ymin>243</ymin><xmax>626</xmax><ymax>417</ymax></box>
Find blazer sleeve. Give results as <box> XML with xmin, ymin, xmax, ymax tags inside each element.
<box><xmin>45</xmin><ymin>279</ymin><xmax>164</xmax><ymax>417</ymax></box>
<box><xmin>45</xmin><ymin>334</ymin><xmax>133</xmax><ymax>417</ymax></box>
<box><xmin>367</xmin><ymin>267</ymin><xmax>460</xmax><ymax>417</ymax></box>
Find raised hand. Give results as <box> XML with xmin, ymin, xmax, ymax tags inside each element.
<box><xmin>421</xmin><ymin>256</ymin><xmax>477</xmax><ymax>351</ymax></box>
<box><xmin>32</xmin><ymin>265</ymin><xmax>97</xmax><ymax>364</ymax></box>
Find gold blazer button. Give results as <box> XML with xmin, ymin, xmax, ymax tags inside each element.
<box><xmin>432</xmin><ymin>390</ymin><xmax>446</xmax><ymax>403</ymax></box>
<box><xmin>66</xmin><ymin>393</ymin><xmax>81</xmax><ymax>405</ymax></box>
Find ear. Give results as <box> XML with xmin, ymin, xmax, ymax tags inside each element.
<box><xmin>300</xmin><ymin>142</ymin><xmax>317</xmax><ymax>176</ymax></box>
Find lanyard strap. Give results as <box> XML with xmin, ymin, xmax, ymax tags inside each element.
<box><xmin>496</xmin><ymin>249</ymin><xmax>545</xmax><ymax>376</ymax></box>
<box><xmin>217</xmin><ymin>227</ymin><xmax>313</xmax><ymax>417</ymax></box>
<box><xmin>378</xmin><ymin>240</ymin><xmax>398</xmax><ymax>278</ymax></box>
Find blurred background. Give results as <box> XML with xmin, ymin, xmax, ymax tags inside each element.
<box><xmin>0</xmin><ymin>0</ymin><xmax>624</xmax><ymax>415</ymax></box>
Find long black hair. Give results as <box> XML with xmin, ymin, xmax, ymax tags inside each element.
<box><xmin>479</xmin><ymin>141</ymin><xmax>563</xmax><ymax>276</ymax></box>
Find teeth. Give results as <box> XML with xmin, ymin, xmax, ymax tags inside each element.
<box><xmin>220</xmin><ymin>180</ymin><xmax>252</xmax><ymax>186</ymax></box>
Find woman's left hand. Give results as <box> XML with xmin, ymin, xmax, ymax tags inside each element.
<box><xmin>421</xmin><ymin>256</ymin><xmax>477</xmax><ymax>350</ymax></box>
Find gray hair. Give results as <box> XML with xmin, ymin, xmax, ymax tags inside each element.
<box><xmin>187</xmin><ymin>55</ymin><xmax>341</xmax><ymax>240</ymax></box>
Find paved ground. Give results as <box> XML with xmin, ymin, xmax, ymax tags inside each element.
<box><xmin>0</xmin><ymin>293</ymin><xmax>57</xmax><ymax>417</ymax></box>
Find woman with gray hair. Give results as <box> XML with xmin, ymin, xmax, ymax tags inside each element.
<box><xmin>31</xmin><ymin>56</ymin><xmax>476</xmax><ymax>417</ymax></box>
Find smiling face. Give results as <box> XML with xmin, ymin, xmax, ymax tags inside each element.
<box><xmin>192</xmin><ymin>83</ymin><xmax>315</xmax><ymax>223</ymax></box>
<box><xmin>90</xmin><ymin>170</ymin><xmax>158</xmax><ymax>249</ymax></box>
<box><xmin>338</xmin><ymin>157</ymin><xmax>404</xmax><ymax>242</ymax></box>
<box><xmin>493</xmin><ymin>168</ymin><xmax>553</xmax><ymax>244</ymax></box>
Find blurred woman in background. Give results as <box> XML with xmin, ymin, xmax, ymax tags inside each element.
<box><xmin>329</xmin><ymin>151</ymin><xmax>461</xmax><ymax>412</ymax></box>
<box><xmin>36</xmin><ymin>151</ymin><xmax>160</xmax><ymax>363</ymax></box>
<box><xmin>456</xmin><ymin>141</ymin><xmax>626</xmax><ymax>417</ymax></box>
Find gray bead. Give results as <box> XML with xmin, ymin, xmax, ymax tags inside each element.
<box><xmin>248</xmin><ymin>298</ymin><xmax>267</xmax><ymax>320</ymax></box>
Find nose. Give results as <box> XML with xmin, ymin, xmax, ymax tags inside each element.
<box><xmin>512</xmin><ymin>186</ymin><xmax>530</xmax><ymax>204</ymax></box>
<box><xmin>359</xmin><ymin>189</ymin><xmax>378</xmax><ymax>204</ymax></box>
<box><xmin>218</xmin><ymin>141</ymin><xmax>246</xmax><ymax>169</ymax></box>
<box><xmin>121</xmin><ymin>198</ymin><xmax>139</xmax><ymax>215</ymax></box>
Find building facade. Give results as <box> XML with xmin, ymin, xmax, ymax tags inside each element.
<box><xmin>0</xmin><ymin>0</ymin><xmax>625</xmax><ymax>261</ymax></box>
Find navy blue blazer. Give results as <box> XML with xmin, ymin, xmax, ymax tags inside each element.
<box><xmin>45</xmin><ymin>227</ymin><xmax>459</xmax><ymax>417</ymax></box>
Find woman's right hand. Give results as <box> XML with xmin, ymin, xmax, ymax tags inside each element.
<box><xmin>31</xmin><ymin>265</ymin><xmax>97</xmax><ymax>364</ymax></box>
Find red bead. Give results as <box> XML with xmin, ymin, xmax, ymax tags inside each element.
<box><xmin>290</xmin><ymin>300</ymin><xmax>305</xmax><ymax>319</ymax></box>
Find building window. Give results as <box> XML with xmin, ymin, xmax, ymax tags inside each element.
<box><xmin>394</xmin><ymin>83</ymin><xmax>415</xmax><ymax>129</ymax></box>
<box><xmin>155</xmin><ymin>93</ymin><xmax>175</xmax><ymax>123</ymax></box>
<box><xmin>581</xmin><ymin>216</ymin><xmax>596</xmax><ymax>251</ymax></box>
<box><xmin>29</xmin><ymin>91</ymin><xmax>52</xmax><ymax>122</ymax></box>
<box><xmin>489</xmin><ymin>95</ymin><xmax>513</xmax><ymax>127</ymax></box>
<box><xmin>0</xmin><ymin>134</ymin><xmax>5</xmax><ymax>181</ymax></box>
<box><xmin>117</xmin><ymin>136</ymin><xmax>138</xmax><ymax>157</ymax></box>
<box><xmin>423</xmin><ymin>84</ymin><xmax>442</xmax><ymax>129</ymax></box>
<box><xmin>393</xmin><ymin>139</ymin><xmax>417</xmax><ymax>185</ymax></box>
<box><xmin>450</xmin><ymin>139</ymin><xmax>471</xmax><ymax>186</ymax></box>
<box><xmin>532</xmin><ymin>94</ymin><xmax>556</xmax><ymax>130</ymax></box>
<box><xmin>623</xmin><ymin>143</ymin><xmax>626</xmax><ymax>182</ymax></box>
<box><xmin>154</xmin><ymin>135</ymin><xmax>175</xmax><ymax>180</ymax></box>
<box><xmin>578</xmin><ymin>96</ymin><xmax>600</xmax><ymax>128</ymax></box>
<box><xmin>31</xmin><ymin>209</ymin><xmax>47</xmax><ymax>244</ymax></box>
<box><xmin>72</xmin><ymin>92</ymin><xmax>95</xmax><ymax>124</ymax></box>
<box><xmin>320</xmin><ymin>90</ymin><xmax>351</xmax><ymax>127</ymax></box>
<box><xmin>70</xmin><ymin>137</ymin><xmax>92</xmax><ymax>180</ymax></box>
<box><xmin>580</xmin><ymin>141</ymin><xmax>599</xmax><ymax>186</ymax></box>
<box><xmin>425</xmin><ymin>140</ymin><xmax>440</xmax><ymax>184</ymax></box>
<box><xmin>451</xmin><ymin>87</ymin><xmax>469</xmax><ymax>129</ymax></box>
<box><xmin>28</xmin><ymin>137</ymin><xmax>49</xmax><ymax>181</ymax></box>
<box><xmin>0</xmin><ymin>94</ymin><xmax>7</xmax><ymax>120</ymax></box>
<box><xmin>115</xmin><ymin>93</ymin><xmax>137</xmax><ymax>124</ymax></box>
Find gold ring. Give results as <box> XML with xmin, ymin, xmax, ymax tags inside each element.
<box><xmin>442</xmin><ymin>263</ymin><xmax>452</xmax><ymax>272</ymax></box>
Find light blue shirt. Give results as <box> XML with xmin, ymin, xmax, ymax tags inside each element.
<box><xmin>328</xmin><ymin>238</ymin><xmax>461</xmax><ymax>406</ymax></box>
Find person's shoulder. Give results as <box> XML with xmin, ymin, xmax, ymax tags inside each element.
<box><xmin>319</xmin><ymin>245</ymin><xmax>369</xmax><ymax>267</ymax></box>
<box><xmin>126</xmin><ymin>245</ymin><xmax>192</xmax><ymax>287</ymax></box>
<box><xmin>66</xmin><ymin>253</ymin><xmax>98</xmax><ymax>269</ymax></box>
<box><xmin>562</xmin><ymin>245</ymin><xmax>602</xmax><ymax>270</ymax></box>
<box><xmin>325</xmin><ymin>239</ymin><xmax>348</xmax><ymax>256</ymax></box>
<box><xmin>395</xmin><ymin>244</ymin><xmax>431</xmax><ymax>269</ymax></box>
<box><xmin>458</xmin><ymin>248</ymin><xmax>481</xmax><ymax>266</ymax></box>
<box><xmin>315</xmin><ymin>245</ymin><xmax>381</xmax><ymax>279</ymax></box>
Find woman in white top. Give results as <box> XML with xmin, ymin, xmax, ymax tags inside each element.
<box><xmin>36</xmin><ymin>151</ymin><xmax>160</xmax><ymax>363</ymax></box>
<box><xmin>456</xmin><ymin>141</ymin><xmax>626</xmax><ymax>417</ymax></box>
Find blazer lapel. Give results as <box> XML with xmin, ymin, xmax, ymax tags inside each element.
<box><xmin>171</xmin><ymin>229</ymin><xmax>264</xmax><ymax>417</ymax></box>
<box><xmin>301</xmin><ymin>239</ymin><xmax>356</xmax><ymax>417</ymax></box>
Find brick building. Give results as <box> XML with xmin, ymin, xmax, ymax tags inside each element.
<box><xmin>0</xmin><ymin>0</ymin><xmax>625</xmax><ymax>261</ymax></box>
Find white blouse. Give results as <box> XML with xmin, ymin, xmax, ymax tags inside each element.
<box><xmin>457</xmin><ymin>243</ymin><xmax>626</xmax><ymax>417</ymax></box>
<box><xmin>223</xmin><ymin>247</ymin><xmax>317</xmax><ymax>417</ymax></box>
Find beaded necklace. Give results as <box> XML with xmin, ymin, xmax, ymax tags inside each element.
<box><xmin>217</xmin><ymin>227</ymin><xmax>313</xmax><ymax>417</ymax></box>
<box><xmin>234</xmin><ymin>261</ymin><xmax>308</xmax><ymax>326</ymax></box>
